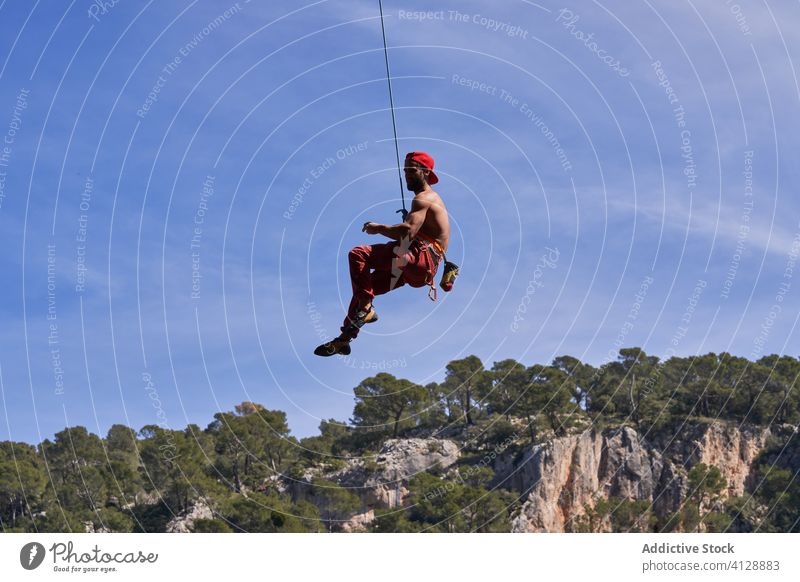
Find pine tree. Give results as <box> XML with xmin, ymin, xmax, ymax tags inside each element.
<box><xmin>352</xmin><ymin>373</ymin><xmax>428</xmax><ymax>437</ymax></box>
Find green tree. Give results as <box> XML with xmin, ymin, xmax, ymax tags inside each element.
<box><xmin>666</xmin><ymin>353</ymin><xmax>730</xmax><ymax>420</ymax></box>
<box><xmin>370</xmin><ymin>507</ymin><xmax>423</xmax><ymax>532</ymax></box>
<box><xmin>728</xmin><ymin>361</ymin><xmax>784</xmax><ymax>424</ymax></box>
<box><xmin>407</xmin><ymin>472</ymin><xmax>510</xmax><ymax>532</ymax></box>
<box><xmin>442</xmin><ymin>356</ymin><xmax>491</xmax><ymax>427</ymax></box>
<box><xmin>751</xmin><ymin>462</ymin><xmax>800</xmax><ymax>532</ymax></box>
<box><xmin>105</xmin><ymin>424</ymin><xmax>139</xmax><ymax>465</ymax></box>
<box><xmin>485</xmin><ymin>359</ymin><xmax>528</xmax><ymax>420</ymax></box>
<box><xmin>352</xmin><ymin>373</ymin><xmax>428</xmax><ymax>437</ymax></box>
<box><xmin>298</xmin><ymin>418</ymin><xmax>351</xmax><ymax>467</ymax></box>
<box><xmin>589</xmin><ymin>349</ymin><xmax>662</xmax><ymax>427</ymax></box>
<box><xmin>138</xmin><ymin>425</ymin><xmax>221</xmax><ymax>514</ymax></box>
<box><xmin>688</xmin><ymin>463</ymin><xmax>726</xmax><ymax>506</ymax></box>
<box><xmin>223</xmin><ymin>492</ymin><xmax>315</xmax><ymax>532</ymax></box>
<box><xmin>310</xmin><ymin>479</ymin><xmax>361</xmax><ymax>532</ymax></box>
<box><xmin>104</xmin><ymin>424</ymin><xmax>143</xmax><ymax>507</ymax></box>
<box><xmin>517</xmin><ymin>365</ymin><xmax>572</xmax><ymax>442</ymax></box>
<box><xmin>552</xmin><ymin>355</ymin><xmax>597</xmax><ymax>409</ymax></box>
<box><xmin>608</xmin><ymin>497</ymin><xmax>653</xmax><ymax>532</ymax></box>
<box><xmin>757</xmin><ymin>354</ymin><xmax>800</xmax><ymax>424</ymax></box>
<box><xmin>408</xmin><ymin>472</ymin><xmax>465</xmax><ymax>532</ymax></box>
<box><xmin>572</xmin><ymin>497</ymin><xmax>612</xmax><ymax>533</ymax></box>
<box><xmin>39</xmin><ymin>427</ymin><xmax>108</xmax><ymax>518</ymax></box>
<box><xmin>682</xmin><ymin>463</ymin><xmax>727</xmax><ymax>532</ymax></box>
<box><xmin>418</xmin><ymin>382</ymin><xmax>449</xmax><ymax>429</ymax></box>
<box><xmin>208</xmin><ymin>404</ymin><xmax>294</xmax><ymax>492</ymax></box>
<box><xmin>191</xmin><ymin>518</ymin><xmax>234</xmax><ymax>532</ymax></box>
<box><xmin>0</xmin><ymin>442</ymin><xmax>46</xmax><ymax>530</ymax></box>
<box><xmin>35</xmin><ymin>507</ymin><xmax>86</xmax><ymax>533</ymax></box>
<box><xmin>458</xmin><ymin>486</ymin><xmax>511</xmax><ymax>532</ymax></box>
<box><xmin>87</xmin><ymin>507</ymin><xmax>135</xmax><ymax>533</ymax></box>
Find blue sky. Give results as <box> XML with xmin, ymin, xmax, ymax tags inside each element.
<box><xmin>0</xmin><ymin>0</ymin><xmax>798</xmax><ymax>444</ymax></box>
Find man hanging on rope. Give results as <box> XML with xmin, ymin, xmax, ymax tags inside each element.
<box><xmin>314</xmin><ymin>152</ymin><xmax>451</xmax><ymax>357</ymax></box>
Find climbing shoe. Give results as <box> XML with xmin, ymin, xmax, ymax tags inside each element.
<box><xmin>314</xmin><ymin>335</ymin><xmax>352</xmax><ymax>357</ymax></box>
<box><xmin>356</xmin><ymin>306</ymin><xmax>379</xmax><ymax>326</ymax></box>
<box><xmin>342</xmin><ymin>306</ymin><xmax>379</xmax><ymax>336</ymax></box>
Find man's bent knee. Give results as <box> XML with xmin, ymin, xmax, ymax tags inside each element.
<box><xmin>349</xmin><ymin>245</ymin><xmax>369</xmax><ymax>260</ymax></box>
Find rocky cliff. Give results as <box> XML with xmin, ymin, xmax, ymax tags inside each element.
<box><xmin>290</xmin><ymin>437</ymin><xmax>460</xmax><ymax>531</ymax></box>
<box><xmin>158</xmin><ymin>421</ymin><xmax>783</xmax><ymax>532</ymax></box>
<box><xmin>293</xmin><ymin>421</ymin><xmax>775</xmax><ymax>532</ymax></box>
<box><xmin>501</xmin><ymin>421</ymin><xmax>771</xmax><ymax>532</ymax></box>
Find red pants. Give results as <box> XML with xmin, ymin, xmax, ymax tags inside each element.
<box><xmin>342</xmin><ymin>240</ymin><xmax>438</xmax><ymax>338</ymax></box>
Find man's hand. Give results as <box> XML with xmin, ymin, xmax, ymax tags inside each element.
<box><xmin>362</xmin><ymin>222</ymin><xmax>382</xmax><ymax>235</ymax></box>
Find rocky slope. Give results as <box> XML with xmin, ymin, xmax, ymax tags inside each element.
<box><xmin>290</xmin><ymin>438</ymin><xmax>461</xmax><ymax>531</ymax></box>
<box><xmin>284</xmin><ymin>421</ymin><xmax>776</xmax><ymax>532</ymax></box>
<box><xmin>499</xmin><ymin>422</ymin><xmax>771</xmax><ymax>532</ymax></box>
<box><xmin>159</xmin><ymin>421</ymin><xmax>779</xmax><ymax>532</ymax></box>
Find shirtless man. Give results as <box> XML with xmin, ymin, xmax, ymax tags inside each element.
<box><xmin>314</xmin><ymin>151</ymin><xmax>450</xmax><ymax>357</ymax></box>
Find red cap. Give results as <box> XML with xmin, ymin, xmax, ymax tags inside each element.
<box><xmin>405</xmin><ymin>151</ymin><xmax>439</xmax><ymax>185</ymax></box>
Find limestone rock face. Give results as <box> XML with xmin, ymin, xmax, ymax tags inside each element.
<box><xmin>374</xmin><ymin>438</ymin><xmax>461</xmax><ymax>478</ymax></box>
<box><xmin>694</xmin><ymin>422</ymin><xmax>770</xmax><ymax>496</ymax></box>
<box><xmin>334</xmin><ymin>438</ymin><xmax>460</xmax><ymax>508</ymax></box>
<box><xmin>286</xmin><ymin>422</ymin><xmax>774</xmax><ymax>532</ymax></box>
<box><xmin>165</xmin><ymin>498</ymin><xmax>214</xmax><ymax>533</ymax></box>
<box><xmin>83</xmin><ymin>521</ymin><xmax>110</xmax><ymax>533</ymax></box>
<box><xmin>362</xmin><ymin>437</ymin><xmax>460</xmax><ymax>508</ymax></box>
<box><xmin>289</xmin><ymin>438</ymin><xmax>460</xmax><ymax>529</ymax></box>
<box><xmin>506</xmin><ymin>427</ymin><xmax>657</xmax><ymax>532</ymax></box>
<box><xmin>506</xmin><ymin>422</ymin><xmax>771</xmax><ymax>532</ymax></box>
<box><xmin>340</xmin><ymin>509</ymin><xmax>375</xmax><ymax>533</ymax></box>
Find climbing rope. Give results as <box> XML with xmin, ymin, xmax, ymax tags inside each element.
<box><xmin>378</xmin><ymin>0</ymin><xmax>407</xmax><ymax>220</ymax></box>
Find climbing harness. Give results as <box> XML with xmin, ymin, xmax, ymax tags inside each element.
<box><xmin>378</xmin><ymin>0</ymin><xmax>407</xmax><ymax>221</ymax></box>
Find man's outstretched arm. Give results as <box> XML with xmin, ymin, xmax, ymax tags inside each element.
<box><xmin>363</xmin><ymin>198</ymin><xmax>429</xmax><ymax>240</ymax></box>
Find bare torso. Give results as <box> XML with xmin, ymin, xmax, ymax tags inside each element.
<box><xmin>417</xmin><ymin>190</ymin><xmax>450</xmax><ymax>252</ymax></box>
